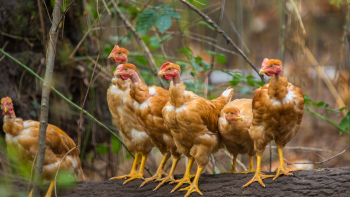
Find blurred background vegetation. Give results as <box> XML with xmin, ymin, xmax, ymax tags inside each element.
<box><xmin>0</xmin><ymin>0</ymin><xmax>350</xmax><ymax>187</ymax></box>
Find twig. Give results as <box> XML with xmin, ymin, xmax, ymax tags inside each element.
<box><xmin>55</xmin><ymin>0</ymin><xmax>77</xmax><ymax>32</ymax></box>
<box><xmin>28</xmin><ymin>152</ymin><xmax>38</xmax><ymax>194</ymax></box>
<box><xmin>266</xmin><ymin>145</ymin><xmax>333</xmax><ymax>153</ymax></box>
<box><xmin>304</xmin><ymin>47</ymin><xmax>348</xmax><ymax>116</ymax></box>
<box><xmin>209</xmin><ymin>0</ymin><xmax>225</xmax><ymax>71</ymax></box>
<box><xmin>54</xmin><ymin>146</ymin><xmax>79</xmax><ymax>197</ymax></box>
<box><xmin>130</xmin><ymin>0</ymin><xmax>152</xmax><ymax>21</ymax></box>
<box><xmin>33</xmin><ymin>0</ymin><xmax>63</xmax><ymax>196</ymax></box>
<box><xmin>289</xmin><ymin>0</ymin><xmax>306</xmax><ymax>35</ymax></box>
<box><xmin>111</xmin><ymin>0</ymin><xmax>165</xmax><ymax>88</ymax></box>
<box><xmin>0</xmin><ymin>30</ymin><xmax>36</xmax><ymax>41</ymax></box>
<box><xmin>101</xmin><ymin>0</ymin><xmax>111</xmax><ymax>15</ymax></box>
<box><xmin>185</xmin><ymin>35</ymin><xmax>236</xmax><ymax>55</ymax></box>
<box><xmin>37</xmin><ymin>0</ymin><xmax>47</xmax><ymax>53</ymax></box>
<box><xmin>224</xmin><ymin>10</ymin><xmax>250</xmax><ymax>53</ymax></box>
<box><xmin>180</xmin><ymin>0</ymin><xmax>264</xmax><ymax>82</ymax></box>
<box><xmin>286</xmin><ymin>146</ymin><xmax>350</xmax><ymax>166</ymax></box>
<box><xmin>86</xmin><ymin>56</ymin><xmax>113</xmax><ymax>79</ymax></box>
<box><xmin>41</xmin><ymin>0</ymin><xmax>52</xmax><ymax>23</ymax></box>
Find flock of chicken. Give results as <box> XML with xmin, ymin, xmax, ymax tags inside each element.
<box><xmin>0</xmin><ymin>45</ymin><xmax>304</xmax><ymax>197</ymax></box>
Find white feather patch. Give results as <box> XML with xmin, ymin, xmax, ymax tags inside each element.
<box><xmin>222</xmin><ymin>89</ymin><xmax>232</xmax><ymax>97</ymax></box>
<box><xmin>149</xmin><ymin>87</ymin><xmax>157</xmax><ymax>96</ymax></box>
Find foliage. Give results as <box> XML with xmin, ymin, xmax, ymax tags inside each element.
<box><xmin>304</xmin><ymin>95</ymin><xmax>349</xmax><ymax>135</ymax></box>
<box><xmin>136</xmin><ymin>5</ymin><xmax>180</xmax><ymax>34</ymax></box>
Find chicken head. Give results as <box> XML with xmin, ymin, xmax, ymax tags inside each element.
<box><xmin>108</xmin><ymin>45</ymin><xmax>129</xmax><ymax>64</ymax></box>
<box><xmin>113</xmin><ymin>63</ymin><xmax>139</xmax><ymax>81</ymax></box>
<box><xmin>1</xmin><ymin>97</ymin><xmax>14</xmax><ymax>115</ymax></box>
<box><xmin>259</xmin><ymin>58</ymin><xmax>283</xmax><ymax>77</ymax></box>
<box><xmin>223</xmin><ymin>107</ymin><xmax>243</xmax><ymax>122</ymax></box>
<box><xmin>158</xmin><ymin>62</ymin><xmax>181</xmax><ymax>80</ymax></box>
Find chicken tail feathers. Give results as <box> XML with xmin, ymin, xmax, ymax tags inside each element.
<box><xmin>211</xmin><ymin>87</ymin><xmax>234</xmax><ymax>111</ymax></box>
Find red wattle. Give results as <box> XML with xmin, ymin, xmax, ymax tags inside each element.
<box><xmin>2</xmin><ymin>112</ymin><xmax>5</xmax><ymax>115</ymax></box>
<box><xmin>120</xmin><ymin>75</ymin><xmax>130</xmax><ymax>80</ymax></box>
<box><xmin>162</xmin><ymin>75</ymin><xmax>173</xmax><ymax>80</ymax></box>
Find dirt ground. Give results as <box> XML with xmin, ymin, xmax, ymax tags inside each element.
<box><xmin>57</xmin><ymin>167</ymin><xmax>350</xmax><ymax>196</ymax></box>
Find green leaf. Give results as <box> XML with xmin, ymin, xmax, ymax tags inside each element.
<box><xmin>312</xmin><ymin>101</ymin><xmax>324</xmax><ymax>107</ymax></box>
<box><xmin>29</xmin><ymin>110</ymin><xmax>37</xmax><ymax>117</ymax></box>
<box><xmin>303</xmin><ymin>95</ymin><xmax>311</xmax><ymax>105</ymax></box>
<box><xmin>177</xmin><ymin>47</ymin><xmax>193</xmax><ymax>56</ymax></box>
<box><xmin>96</xmin><ymin>145</ymin><xmax>109</xmax><ymax>154</ymax></box>
<box><xmin>201</xmin><ymin>60</ymin><xmax>210</xmax><ymax>71</ymax></box>
<box><xmin>166</xmin><ymin>10</ymin><xmax>181</xmax><ymax>19</ymax></box>
<box><xmin>155</xmin><ymin>5</ymin><xmax>165</xmax><ymax>9</ymax></box>
<box><xmin>111</xmin><ymin>137</ymin><xmax>120</xmax><ymax>153</ymax></box>
<box><xmin>136</xmin><ymin>9</ymin><xmax>158</xmax><ymax>31</ymax></box>
<box><xmin>142</xmin><ymin>35</ymin><xmax>150</xmax><ymax>44</ymax></box>
<box><xmin>229</xmin><ymin>79</ymin><xmax>240</xmax><ymax>87</ymax></box>
<box><xmin>135</xmin><ymin>56</ymin><xmax>148</xmax><ymax>65</ymax></box>
<box><xmin>56</xmin><ymin>170</ymin><xmax>76</xmax><ymax>188</ymax></box>
<box><xmin>160</xmin><ymin>34</ymin><xmax>172</xmax><ymax>42</ymax></box>
<box><xmin>164</xmin><ymin>5</ymin><xmax>174</xmax><ymax>10</ymax></box>
<box><xmin>149</xmin><ymin>36</ymin><xmax>160</xmax><ymax>50</ymax></box>
<box><xmin>32</xmin><ymin>101</ymin><xmax>41</xmax><ymax>109</ymax></box>
<box><xmin>216</xmin><ymin>55</ymin><xmax>227</xmax><ymax>63</ymax></box>
<box><xmin>156</xmin><ymin>14</ymin><xmax>172</xmax><ymax>34</ymax></box>
<box><xmin>339</xmin><ymin>112</ymin><xmax>350</xmax><ymax>134</ymax></box>
<box><xmin>191</xmin><ymin>58</ymin><xmax>203</xmax><ymax>71</ymax></box>
<box><xmin>247</xmin><ymin>79</ymin><xmax>255</xmax><ymax>86</ymax></box>
<box><xmin>246</xmin><ymin>75</ymin><xmax>255</xmax><ymax>80</ymax></box>
<box><xmin>203</xmin><ymin>50</ymin><xmax>217</xmax><ymax>56</ymax></box>
<box><xmin>198</xmin><ymin>21</ymin><xmax>215</xmax><ymax>30</ymax></box>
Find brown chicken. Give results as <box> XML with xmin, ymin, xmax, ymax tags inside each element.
<box><xmin>158</xmin><ymin>63</ymin><xmax>234</xmax><ymax>197</ymax></box>
<box><xmin>218</xmin><ymin>99</ymin><xmax>256</xmax><ymax>173</ymax></box>
<box><xmin>243</xmin><ymin>58</ymin><xmax>304</xmax><ymax>187</ymax></box>
<box><xmin>1</xmin><ymin>97</ymin><xmax>83</xmax><ymax>197</ymax></box>
<box><xmin>107</xmin><ymin>45</ymin><xmax>154</xmax><ymax>184</ymax></box>
<box><xmin>114</xmin><ymin>63</ymin><xmax>181</xmax><ymax>190</ymax></box>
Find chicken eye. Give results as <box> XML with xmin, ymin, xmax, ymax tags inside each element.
<box><xmin>124</xmin><ymin>68</ymin><xmax>128</xmax><ymax>71</ymax></box>
<box><xmin>270</xmin><ymin>65</ymin><xmax>273</xmax><ymax>67</ymax></box>
<box><xmin>119</xmin><ymin>52</ymin><xmax>122</xmax><ymax>55</ymax></box>
<box><xmin>230</xmin><ymin>112</ymin><xmax>234</xmax><ymax>115</ymax></box>
<box><xmin>168</xmin><ymin>68</ymin><xmax>172</xmax><ymax>71</ymax></box>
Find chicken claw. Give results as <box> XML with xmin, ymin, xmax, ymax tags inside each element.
<box><xmin>140</xmin><ymin>153</ymin><xmax>170</xmax><ymax>187</ymax></box>
<box><xmin>171</xmin><ymin>157</ymin><xmax>195</xmax><ymax>193</ymax></box>
<box><xmin>243</xmin><ymin>155</ymin><xmax>274</xmax><ymax>187</ymax></box>
<box><xmin>154</xmin><ymin>157</ymin><xmax>180</xmax><ymax>191</ymax></box>
<box><xmin>180</xmin><ymin>166</ymin><xmax>204</xmax><ymax>197</ymax></box>
<box><xmin>110</xmin><ymin>172</ymin><xmax>145</xmax><ymax>185</ymax></box>
<box><xmin>273</xmin><ymin>145</ymin><xmax>301</xmax><ymax>180</ymax></box>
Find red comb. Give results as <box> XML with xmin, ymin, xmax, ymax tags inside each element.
<box><xmin>160</xmin><ymin>62</ymin><xmax>171</xmax><ymax>70</ymax></box>
<box><xmin>111</xmin><ymin>45</ymin><xmax>120</xmax><ymax>53</ymax></box>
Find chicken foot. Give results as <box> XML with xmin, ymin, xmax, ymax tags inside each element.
<box><xmin>171</xmin><ymin>157</ymin><xmax>195</xmax><ymax>193</ymax></box>
<box><xmin>272</xmin><ymin>145</ymin><xmax>301</xmax><ymax>180</ymax></box>
<box><xmin>153</xmin><ymin>157</ymin><xmax>180</xmax><ymax>191</ymax></box>
<box><xmin>221</xmin><ymin>154</ymin><xmax>238</xmax><ymax>174</ymax></box>
<box><xmin>179</xmin><ymin>165</ymin><xmax>204</xmax><ymax>197</ymax></box>
<box><xmin>110</xmin><ymin>152</ymin><xmax>147</xmax><ymax>185</ymax></box>
<box><xmin>140</xmin><ymin>153</ymin><xmax>170</xmax><ymax>187</ymax></box>
<box><xmin>243</xmin><ymin>155</ymin><xmax>274</xmax><ymax>187</ymax></box>
<box><xmin>28</xmin><ymin>180</ymin><xmax>54</xmax><ymax>197</ymax></box>
<box><xmin>239</xmin><ymin>155</ymin><xmax>256</xmax><ymax>174</ymax></box>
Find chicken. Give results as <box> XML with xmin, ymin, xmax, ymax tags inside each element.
<box><xmin>114</xmin><ymin>63</ymin><xmax>181</xmax><ymax>190</ymax></box>
<box><xmin>107</xmin><ymin>46</ymin><xmax>154</xmax><ymax>184</ymax></box>
<box><xmin>1</xmin><ymin>97</ymin><xmax>83</xmax><ymax>197</ymax></box>
<box><xmin>218</xmin><ymin>99</ymin><xmax>256</xmax><ymax>174</ymax></box>
<box><xmin>243</xmin><ymin>58</ymin><xmax>304</xmax><ymax>187</ymax></box>
<box><xmin>158</xmin><ymin>62</ymin><xmax>234</xmax><ymax>197</ymax></box>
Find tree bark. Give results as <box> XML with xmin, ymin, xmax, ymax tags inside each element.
<box><xmin>32</xmin><ymin>0</ymin><xmax>63</xmax><ymax>196</ymax></box>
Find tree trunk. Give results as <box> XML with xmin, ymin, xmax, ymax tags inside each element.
<box><xmin>32</xmin><ymin>0</ymin><xmax>63</xmax><ymax>196</ymax></box>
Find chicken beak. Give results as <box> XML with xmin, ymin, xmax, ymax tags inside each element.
<box><xmin>4</xmin><ymin>107</ymin><xmax>8</xmax><ymax>113</ymax></box>
<box><xmin>108</xmin><ymin>53</ymin><xmax>115</xmax><ymax>59</ymax></box>
<box><xmin>113</xmin><ymin>70</ymin><xmax>122</xmax><ymax>76</ymax></box>
<box><xmin>235</xmin><ymin>116</ymin><xmax>243</xmax><ymax>121</ymax></box>
<box><xmin>158</xmin><ymin>70</ymin><xmax>166</xmax><ymax>76</ymax></box>
<box><xmin>259</xmin><ymin>69</ymin><xmax>268</xmax><ymax>75</ymax></box>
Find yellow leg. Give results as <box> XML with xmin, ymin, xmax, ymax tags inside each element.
<box><xmin>243</xmin><ymin>155</ymin><xmax>274</xmax><ymax>187</ymax></box>
<box><xmin>154</xmin><ymin>157</ymin><xmax>180</xmax><ymax>191</ymax></box>
<box><xmin>44</xmin><ymin>181</ymin><xmax>54</xmax><ymax>197</ymax></box>
<box><xmin>110</xmin><ymin>152</ymin><xmax>144</xmax><ymax>185</ymax></box>
<box><xmin>239</xmin><ymin>155</ymin><xmax>256</xmax><ymax>174</ymax></box>
<box><xmin>272</xmin><ymin>145</ymin><xmax>301</xmax><ymax>180</ymax></box>
<box><xmin>171</xmin><ymin>157</ymin><xmax>195</xmax><ymax>193</ymax></box>
<box><xmin>221</xmin><ymin>155</ymin><xmax>237</xmax><ymax>174</ymax></box>
<box><xmin>28</xmin><ymin>189</ymin><xmax>33</xmax><ymax>197</ymax></box>
<box><xmin>140</xmin><ymin>153</ymin><xmax>170</xmax><ymax>187</ymax></box>
<box><xmin>180</xmin><ymin>165</ymin><xmax>204</xmax><ymax>197</ymax></box>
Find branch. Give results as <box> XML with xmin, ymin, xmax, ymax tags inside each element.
<box><xmin>111</xmin><ymin>0</ymin><xmax>165</xmax><ymax>88</ymax></box>
<box><xmin>55</xmin><ymin>0</ymin><xmax>77</xmax><ymax>32</ymax></box>
<box><xmin>286</xmin><ymin>146</ymin><xmax>350</xmax><ymax>166</ymax></box>
<box><xmin>179</xmin><ymin>0</ymin><xmax>265</xmax><ymax>82</ymax></box>
<box><xmin>33</xmin><ymin>0</ymin><xmax>63</xmax><ymax>196</ymax></box>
